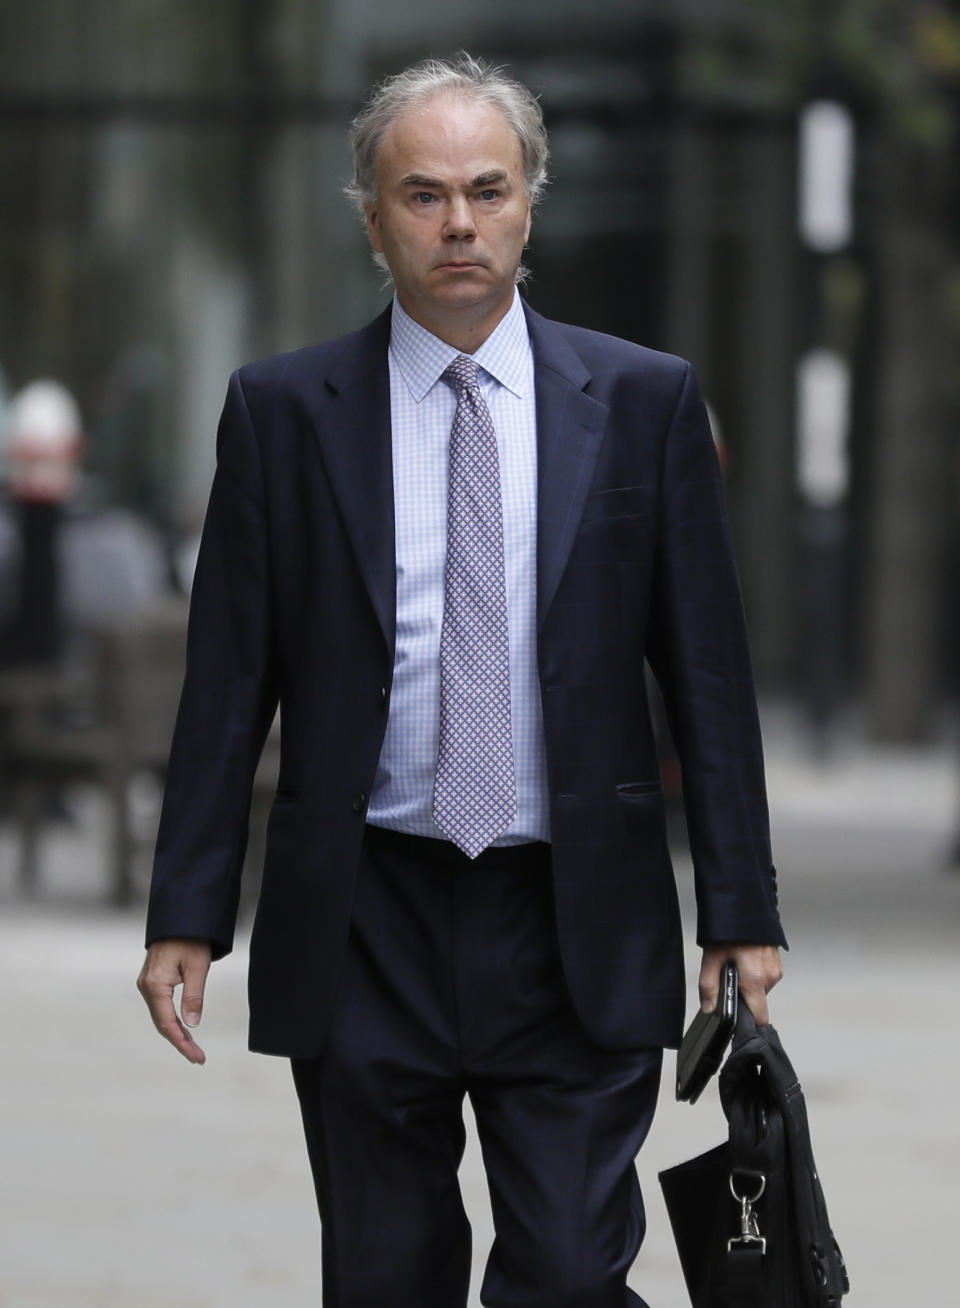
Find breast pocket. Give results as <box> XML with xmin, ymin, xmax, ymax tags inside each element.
<box><xmin>581</xmin><ymin>485</ymin><xmax>652</xmax><ymax>523</ymax></box>
<box><xmin>575</xmin><ymin>486</ymin><xmax>654</xmax><ymax>566</ymax></box>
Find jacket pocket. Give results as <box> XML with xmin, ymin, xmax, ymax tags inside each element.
<box><xmin>616</xmin><ymin>779</ymin><xmax>663</xmax><ymax>798</ymax></box>
<box><xmin>581</xmin><ymin>485</ymin><xmax>651</xmax><ymax>522</ymax></box>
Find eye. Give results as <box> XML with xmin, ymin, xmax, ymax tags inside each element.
<box><xmin>414</xmin><ymin>191</ymin><xmax>436</xmax><ymax>204</ymax></box>
<box><xmin>479</xmin><ymin>189</ymin><xmax>500</xmax><ymax>201</ymax></box>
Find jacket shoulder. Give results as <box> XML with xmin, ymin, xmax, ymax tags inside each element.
<box><xmin>233</xmin><ymin>308</ymin><xmax>391</xmax><ymax>397</ymax></box>
<box><xmin>550</xmin><ymin>319</ymin><xmax>690</xmax><ymax>381</ymax></box>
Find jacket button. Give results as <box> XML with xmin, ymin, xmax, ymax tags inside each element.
<box><xmin>379</xmin><ymin>685</ymin><xmax>388</xmax><ymax>705</ymax></box>
<box><xmin>352</xmin><ymin>792</ymin><xmax>367</xmax><ymax>814</ymax></box>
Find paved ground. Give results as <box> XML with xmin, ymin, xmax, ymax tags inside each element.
<box><xmin>1</xmin><ymin>707</ymin><xmax>958</xmax><ymax>1306</ymax></box>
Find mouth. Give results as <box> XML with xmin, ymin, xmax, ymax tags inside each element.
<box><xmin>435</xmin><ymin>260</ymin><xmax>485</xmax><ymax>271</ymax></box>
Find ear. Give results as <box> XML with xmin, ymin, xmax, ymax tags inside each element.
<box><xmin>523</xmin><ymin>201</ymin><xmax>532</xmax><ymax>245</ymax></box>
<box><xmin>364</xmin><ymin>202</ymin><xmax>383</xmax><ymax>254</ymax></box>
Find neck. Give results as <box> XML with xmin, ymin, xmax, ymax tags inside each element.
<box><xmin>397</xmin><ymin>289</ymin><xmax>515</xmax><ymax>354</ymax></box>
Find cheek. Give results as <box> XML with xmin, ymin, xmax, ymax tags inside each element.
<box><xmin>496</xmin><ymin>205</ymin><xmax>531</xmax><ymax>242</ymax></box>
<box><xmin>381</xmin><ymin>220</ymin><xmax>417</xmax><ymax>259</ymax></box>
<box><xmin>393</xmin><ymin>211</ymin><xmax>433</xmax><ymax>248</ymax></box>
<box><xmin>502</xmin><ymin>215</ymin><xmax>531</xmax><ymax>253</ymax></box>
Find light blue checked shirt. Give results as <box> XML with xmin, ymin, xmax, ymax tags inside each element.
<box><xmin>368</xmin><ymin>291</ymin><xmax>550</xmax><ymax>845</ymax></box>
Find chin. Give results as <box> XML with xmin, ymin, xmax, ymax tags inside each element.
<box><xmin>430</xmin><ymin>285</ymin><xmax>491</xmax><ymax>308</ymax></box>
<box><xmin>436</xmin><ymin>274</ymin><xmax>504</xmax><ymax>299</ymax></box>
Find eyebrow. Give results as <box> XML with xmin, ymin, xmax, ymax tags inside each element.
<box><xmin>398</xmin><ymin>169</ymin><xmax>511</xmax><ymax>190</ymax></box>
<box><xmin>471</xmin><ymin>170</ymin><xmax>509</xmax><ymax>188</ymax></box>
<box><xmin>399</xmin><ymin>173</ymin><xmax>444</xmax><ymax>188</ymax></box>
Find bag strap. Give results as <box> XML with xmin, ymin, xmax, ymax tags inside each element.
<box><xmin>727</xmin><ymin>1243</ymin><xmax>767</xmax><ymax>1307</ymax></box>
<box><xmin>726</xmin><ymin>1168</ymin><xmax>769</xmax><ymax>1307</ymax></box>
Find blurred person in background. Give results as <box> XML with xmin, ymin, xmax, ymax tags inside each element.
<box><xmin>0</xmin><ymin>365</ymin><xmax>14</xmax><ymax>628</ymax></box>
<box><xmin>0</xmin><ymin>379</ymin><xmax>83</xmax><ymax>667</ymax></box>
<box><xmin>138</xmin><ymin>53</ymin><xmax>784</xmax><ymax>1307</ymax></box>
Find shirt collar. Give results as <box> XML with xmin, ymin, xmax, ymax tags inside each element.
<box><xmin>389</xmin><ymin>289</ymin><xmax>530</xmax><ymax>403</ymax></box>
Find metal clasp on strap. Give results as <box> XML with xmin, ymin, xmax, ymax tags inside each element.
<box><xmin>728</xmin><ymin>1172</ymin><xmax>767</xmax><ymax>1254</ymax></box>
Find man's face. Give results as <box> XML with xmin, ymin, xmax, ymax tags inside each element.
<box><xmin>364</xmin><ymin>93</ymin><xmax>532</xmax><ymax>340</ymax></box>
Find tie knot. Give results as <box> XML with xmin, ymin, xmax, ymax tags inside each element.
<box><xmin>443</xmin><ymin>355</ymin><xmax>481</xmax><ymax>394</ymax></box>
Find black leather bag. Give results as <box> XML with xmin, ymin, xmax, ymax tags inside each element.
<box><xmin>659</xmin><ymin>1005</ymin><xmax>849</xmax><ymax>1307</ymax></box>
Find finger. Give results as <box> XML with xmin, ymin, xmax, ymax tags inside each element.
<box><xmin>698</xmin><ymin>951</ymin><xmax>724</xmax><ymax>1013</ymax></box>
<box><xmin>153</xmin><ymin>991</ymin><xmax>208</xmax><ymax>1064</ymax></box>
<box><xmin>740</xmin><ymin>982</ymin><xmax>770</xmax><ymax>1027</ymax></box>
<box><xmin>136</xmin><ymin>953</ymin><xmax>207</xmax><ymax>1065</ymax></box>
<box><xmin>180</xmin><ymin>954</ymin><xmax>210</xmax><ymax>1030</ymax></box>
<box><xmin>138</xmin><ymin>974</ymin><xmax>207</xmax><ymax>1064</ymax></box>
<box><xmin>735</xmin><ymin>948</ymin><xmax>782</xmax><ymax>1027</ymax></box>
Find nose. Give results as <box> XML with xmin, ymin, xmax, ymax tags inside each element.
<box><xmin>443</xmin><ymin>194</ymin><xmax>476</xmax><ymax>241</ymax></box>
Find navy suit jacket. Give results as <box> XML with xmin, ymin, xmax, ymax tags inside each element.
<box><xmin>146</xmin><ymin>301</ymin><xmax>786</xmax><ymax>1058</ymax></box>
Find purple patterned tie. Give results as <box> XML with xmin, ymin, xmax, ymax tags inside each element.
<box><xmin>433</xmin><ymin>355</ymin><xmax>517</xmax><ymax>858</ymax></box>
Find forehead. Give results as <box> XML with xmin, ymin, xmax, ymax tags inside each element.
<box><xmin>376</xmin><ymin>93</ymin><xmax>524</xmax><ymax>182</ymax></box>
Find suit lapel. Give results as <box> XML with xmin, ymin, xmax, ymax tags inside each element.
<box><xmin>308</xmin><ymin>308</ymin><xmax>396</xmax><ymax>655</ymax></box>
<box><xmin>304</xmin><ymin>302</ymin><xmax>607</xmax><ymax>649</ymax></box>
<box><xmin>525</xmin><ymin>305</ymin><xmax>610</xmax><ymax>626</ymax></box>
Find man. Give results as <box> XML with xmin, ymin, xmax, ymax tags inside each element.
<box><xmin>138</xmin><ymin>53</ymin><xmax>785</xmax><ymax>1307</ymax></box>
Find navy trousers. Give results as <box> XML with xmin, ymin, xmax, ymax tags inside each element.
<box><xmin>291</xmin><ymin>825</ymin><xmax>662</xmax><ymax>1307</ymax></box>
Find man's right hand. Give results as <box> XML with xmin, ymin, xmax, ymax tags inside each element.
<box><xmin>137</xmin><ymin>938</ymin><xmax>212</xmax><ymax>1065</ymax></box>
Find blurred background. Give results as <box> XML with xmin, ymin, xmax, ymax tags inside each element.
<box><xmin>0</xmin><ymin>2</ymin><xmax>958</xmax><ymax>1306</ymax></box>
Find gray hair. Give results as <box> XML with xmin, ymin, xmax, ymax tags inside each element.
<box><xmin>344</xmin><ymin>53</ymin><xmax>549</xmax><ymax>281</ymax></box>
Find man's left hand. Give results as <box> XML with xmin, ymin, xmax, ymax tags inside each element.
<box><xmin>699</xmin><ymin>942</ymin><xmax>783</xmax><ymax>1026</ymax></box>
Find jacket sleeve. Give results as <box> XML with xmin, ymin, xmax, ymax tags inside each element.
<box><xmin>145</xmin><ymin>370</ymin><xmax>280</xmax><ymax>958</ymax></box>
<box><xmin>646</xmin><ymin>362</ymin><xmax>787</xmax><ymax>949</ymax></box>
